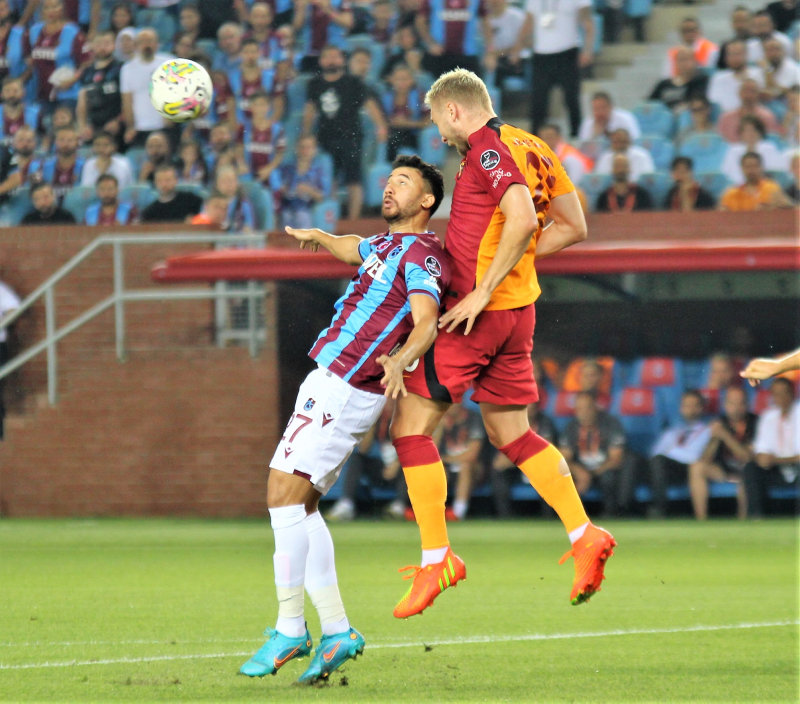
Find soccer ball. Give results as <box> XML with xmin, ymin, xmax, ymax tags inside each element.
<box><xmin>149</xmin><ymin>59</ymin><xmax>213</xmax><ymax>123</ymax></box>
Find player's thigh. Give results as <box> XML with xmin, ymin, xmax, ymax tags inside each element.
<box><xmin>267</xmin><ymin>469</ymin><xmax>320</xmax><ymax>509</ymax></box>
<box><xmin>390</xmin><ymin>392</ymin><xmax>450</xmax><ymax>438</ymax></box>
<box><xmin>479</xmin><ymin>402</ymin><xmax>530</xmax><ymax>448</ymax></box>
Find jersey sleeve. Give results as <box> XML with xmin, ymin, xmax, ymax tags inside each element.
<box><xmin>357</xmin><ymin>236</ymin><xmax>375</xmax><ymax>262</ymax></box>
<box><xmin>472</xmin><ymin>132</ymin><xmax>527</xmax><ymax>205</ymax></box>
<box><xmin>404</xmin><ymin>242</ymin><xmax>447</xmax><ymax>305</ymax></box>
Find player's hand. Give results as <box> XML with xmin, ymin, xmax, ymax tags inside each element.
<box><xmin>438</xmin><ymin>288</ymin><xmax>491</xmax><ymax>335</ymax></box>
<box><xmin>285</xmin><ymin>226</ymin><xmax>321</xmax><ymax>252</ymax></box>
<box><xmin>739</xmin><ymin>358</ymin><xmax>779</xmax><ymax>386</ymax></box>
<box><xmin>376</xmin><ymin>353</ymin><xmax>408</xmax><ymax>399</ymax></box>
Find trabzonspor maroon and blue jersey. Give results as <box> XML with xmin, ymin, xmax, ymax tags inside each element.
<box><xmin>310</xmin><ymin>231</ymin><xmax>450</xmax><ymax>393</ymax></box>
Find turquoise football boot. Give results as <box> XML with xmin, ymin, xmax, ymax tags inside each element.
<box><xmin>239</xmin><ymin>627</ymin><xmax>313</xmax><ymax>677</ymax></box>
<box><xmin>297</xmin><ymin>627</ymin><xmax>365</xmax><ymax>684</ymax></box>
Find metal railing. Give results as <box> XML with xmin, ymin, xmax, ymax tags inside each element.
<box><xmin>0</xmin><ymin>232</ymin><xmax>267</xmax><ymax>406</ymax></box>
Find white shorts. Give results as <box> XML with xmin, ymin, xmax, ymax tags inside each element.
<box><xmin>270</xmin><ymin>367</ymin><xmax>386</xmax><ymax>495</ymax></box>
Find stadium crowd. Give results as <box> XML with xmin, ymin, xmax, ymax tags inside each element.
<box><xmin>326</xmin><ymin>352</ymin><xmax>800</xmax><ymax>521</ymax></box>
<box><xmin>0</xmin><ymin>0</ymin><xmax>797</xmax><ymax>228</ymax></box>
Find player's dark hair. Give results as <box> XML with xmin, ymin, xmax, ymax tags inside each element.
<box><xmin>392</xmin><ymin>154</ymin><xmax>444</xmax><ymax>217</ymax></box>
<box><xmin>671</xmin><ymin>156</ymin><xmax>693</xmax><ymax>170</ymax></box>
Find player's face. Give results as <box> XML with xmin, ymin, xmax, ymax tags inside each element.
<box><xmin>723</xmin><ymin>388</ymin><xmax>748</xmax><ymax>421</ymax></box>
<box><xmin>429</xmin><ymin>100</ymin><xmax>468</xmax><ymax>155</ymax></box>
<box><xmin>382</xmin><ymin>167</ymin><xmax>429</xmax><ymax>223</ymax></box>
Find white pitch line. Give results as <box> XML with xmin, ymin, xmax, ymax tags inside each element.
<box><xmin>0</xmin><ymin>620</ymin><xmax>796</xmax><ymax>671</ymax></box>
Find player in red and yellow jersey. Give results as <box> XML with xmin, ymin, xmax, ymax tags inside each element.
<box><xmin>389</xmin><ymin>68</ymin><xmax>616</xmax><ymax>619</ymax></box>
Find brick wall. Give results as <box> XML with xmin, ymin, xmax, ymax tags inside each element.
<box><xmin>0</xmin><ymin>225</ymin><xmax>280</xmax><ymax>516</ymax></box>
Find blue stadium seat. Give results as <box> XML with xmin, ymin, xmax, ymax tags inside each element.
<box><xmin>62</xmin><ymin>185</ymin><xmax>97</xmax><ymax>221</ymax></box>
<box><xmin>636</xmin><ymin>136</ymin><xmax>675</xmax><ymax>171</ymax></box>
<box><xmin>344</xmin><ymin>35</ymin><xmax>386</xmax><ymax>83</ymax></box>
<box><xmin>545</xmin><ymin>390</ymin><xmax>577</xmax><ymax>433</ymax></box>
<box><xmin>695</xmin><ymin>171</ymin><xmax>731</xmax><ymax>201</ymax></box>
<box><xmin>610</xmin><ymin>387</ymin><xmax>662</xmax><ymax>456</ymax></box>
<box><xmin>677</xmin><ymin>133</ymin><xmax>728</xmax><ymax>173</ymax></box>
<box><xmin>364</xmin><ymin>160</ymin><xmax>392</xmax><ymax>208</ymax></box>
<box><xmin>136</xmin><ymin>8</ymin><xmax>176</xmax><ymax>49</ymax></box>
<box><xmin>637</xmin><ymin>171</ymin><xmax>672</xmax><ymax>208</ymax></box>
<box><xmin>176</xmin><ymin>183</ymin><xmax>208</xmax><ymax>200</ymax></box>
<box><xmin>627</xmin><ymin>357</ymin><xmax>685</xmax><ymax>425</ymax></box>
<box><xmin>239</xmin><ymin>181</ymin><xmax>274</xmax><ymax>231</ymax></box>
<box><xmin>767</xmin><ymin>170</ymin><xmax>792</xmax><ymax>190</ymax></box>
<box><xmin>123</xmin><ymin>147</ymin><xmax>146</xmax><ymax>175</ymax></box>
<box><xmin>577</xmin><ymin>137</ymin><xmax>609</xmax><ymax>162</ymax></box>
<box><xmin>682</xmin><ymin>359</ymin><xmax>710</xmax><ymax>389</ymax></box>
<box><xmin>312</xmin><ymin>198</ymin><xmax>340</xmax><ymax>230</ymax></box>
<box><xmin>632</xmin><ymin>102</ymin><xmax>674</xmax><ymax>139</ymax></box>
<box><xmin>418</xmin><ymin>124</ymin><xmax>447</xmax><ymax>167</ymax></box>
<box><xmin>120</xmin><ymin>184</ymin><xmax>158</xmax><ymax>213</ymax></box>
<box><xmin>625</xmin><ymin>0</ymin><xmax>653</xmax><ymax>18</ymax></box>
<box><xmin>286</xmin><ymin>76</ymin><xmax>310</xmax><ymax>116</ymax></box>
<box><xmin>1</xmin><ymin>187</ymin><xmax>32</xmax><ymax>225</ymax></box>
<box><xmin>581</xmin><ymin>173</ymin><xmax>612</xmax><ymax>211</ymax></box>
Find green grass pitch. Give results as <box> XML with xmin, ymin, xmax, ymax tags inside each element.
<box><xmin>0</xmin><ymin>518</ymin><xmax>797</xmax><ymax>703</ymax></box>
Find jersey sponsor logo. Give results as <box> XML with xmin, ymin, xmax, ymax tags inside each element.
<box><xmin>424</xmin><ymin>256</ymin><xmax>442</xmax><ymax>277</ymax></box>
<box><xmin>424</xmin><ymin>275</ymin><xmax>441</xmax><ymax>294</ymax></box>
<box><xmin>303</xmin><ymin>398</ymin><xmax>315</xmax><ymax>411</ymax></box>
<box><xmin>440</xmin><ymin>9</ymin><xmax>471</xmax><ymax>21</ymax></box>
<box><xmin>387</xmin><ymin>245</ymin><xmax>403</xmax><ymax>259</ymax></box>
<box><xmin>322</xmin><ymin>412</ymin><xmax>335</xmax><ymax>426</ymax></box>
<box><xmin>362</xmin><ymin>251</ymin><xmax>387</xmax><ymax>283</ymax></box>
<box><xmin>480</xmin><ymin>149</ymin><xmax>501</xmax><ymax>170</ymax></box>
<box><xmin>376</xmin><ymin>239</ymin><xmax>393</xmax><ymax>252</ymax></box>
<box><xmin>489</xmin><ymin>168</ymin><xmax>512</xmax><ymax>188</ymax></box>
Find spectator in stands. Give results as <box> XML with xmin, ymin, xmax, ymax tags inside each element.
<box><xmin>721</xmin><ymin>116</ymin><xmax>787</xmax><ymax>184</ymax></box>
<box><xmin>84</xmin><ymin>173</ymin><xmax>135</xmax><ymax>226</ymax></box>
<box><xmin>230</xmin><ymin>38</ymin><xmax>281</xmax><ymax>124</ymax></box>
<box><xmin>302</xmin><ymin>44</ymin><xmax>387</xmax><ymax>220</ymax></box>
<box><xmin>781</xmin><ymin>84</ymin><xmax>799</xmax><ymax>143</ymax></box>
<box><xmin>176</xmin><ymin>140</ymin><xmax>209</xmax><ymax>186</ymax></box>
<box><xmin>113</xmin><ymin>27</ymin><xmax>136</xmax><ymax>63</ymax></box>
<box><xmin>244</xmin><ymin>91</ymin><xmax>285</xmax><ymax>189</ymax></box>
<box><xmin>197</xmin><ymin>0</ymin><xmax>238</xmax><ymax>41</ymax></box>
<box><xmin>76</xmin><ymin>30</ymin><xmax>123</xmax><ymax>147</ymax></box>
<box><xmin>207</xmin><ymin>122</ymin><xmax>248</xmax><ymax>174</ymax></box>
<box><xmin>664</xmin><ymin>156</ymin><xmax>715</xmax><ymax>211</ymax></box>
<box><xmin>121</xmin><ymin>28</ymin><xmax>171</xmax><ymax>148</ymax></box>
<box><xmin>743</xmin><ymin>377</ymin><xmax>799</xmax><ymax>518</ymax></box>
<box><xmin>538</xmin><ymin>123</ymin><xmax>593</xmax><ymax>186</ymax></box>
<box><xmin>27</xmin><ymin>0</ymin><xmax>90</xmax><ymax>113</ymax></box>
<box><xmin>675</xmin><ymin>96</ymin><xmax>718</xmax><ymax>146</ymax></box>
<box><xmin>664</xmin><ymin>17</ymin><xmax>718</xmax><ymax>78</ymax></box>
<box><xmin>765</xmin><ymin>0</ymin><xmax>798</xmax><ymax>34</ymax></box>
<box><xmin>708</xmin><ymin>40</ymin><xmax>762</xmax><ymax>114</ymax></box>
<box><xmin>784</xmin><ymin>150</ymin><xmax>799</xmax><ymax>202</ymax></box>
<box><xmin>706</xmin><ymin>352</ymin><xmax>741</xmax><ymax>391</ymax></box>
<box><xmin>32</xmin><ymin>124</ymin><xmax>84</xmax><ymax>201</ymax></box>
<box><xmin>178</xmin><ymin>3</ymin><xmax>202</xmax><ymax>47</ymax></box>
<box><xmin>595</xmin><ymin>154</ymin><xmax>654</xmax><ymax>212</ymax></box>
<box><xmin>348</xmin><ymin>47</ymin><xmax>382</xmax><ymax>100</ymax></box>
<box><xmin>214</xmin><ymin>163</ymin><xmax>255</xmax><ymax>232</ymax></box>
<box><xmin>279</xmin><ymin>134</ymin><xmax>331</xmax><ymax>228</ymax></box>
<box><xmin>561</xmin><ymin>357</ymin><xmax>614</xmax><ymax>407</ymax></box>
<box><xmin>577</xmin><ymin>91</ymin><xmax>640</xmax><ymax>142</ymax></box>
<box><xmin>719</xmin><ymin>152</ymin><xmax>793</xmax><ymax>210</ymax></box>
<box><xmin>138</xmin><ymin>130</ymin><xmax>174</xmax><ymax>185</ymax></box>
<box><xmin>381</xmin><ymin>24</ymin><xmax>426</xmax><ymax>82</ymax></box>
<box><xmin>716</xmin><ymin>6</ymin><xmax>752</xmax><ymax>70</ymax></box>
<box><xmin>357</xmin><ymin>0</ymin><xmax>396</xmax><ymax>45</ymax></box>
<box><xmin>173</xmin><ymin>32</ymin><xmax>199</xmax><ymax>60</ymax></box>
<box><xmin>0</xmin><ymin>77</ymin><xmax>40</xmax><ymax>147</ymax></box>
<box><xmin>292</xmin><ymin>0</ymin><xmax>354</xmax><ymax>74</ymax></box>
<box><xmin>594</xmin><ymin>128</ymin><xmax>655</xmax><ymax>183</ymax></box>
<box><xmin>760</xmin><ymin>38</ymin><xmax>800</xmax><ymax>103</ymax></box>
<box><xmin>382</xmin><ymin>63</ymin><xmax>429</xmax><ymax>162</ymax></box>
<box><xmin>0</xmin><ymin>125</ymin><xmax>36</xmax><ymax>201</ymax></box>
<box><xmin>80</xmin><ymin>131</ymin><xmax>134</xmax><ymax>190</ymax></box>
<box><xmin>648</xmin><ymin>46</ymin><xmax>709</xmax><ymax>113</ymax></box>
<box><xmin>243</xmin><ymin>3</ymin><xmax>284</xmax><ymax>72</ymax></box>
<box><xmin>689</xmin><ymin>386</ymin><xmax>755</xmax><ymax>520</ymax></box>
<box><xmin>212</xmin><ymin>22</ymin><xmax>244</xmax><ymax>75</ymax></box>
<box><xmin>189</xmin><ymin>190</ymin><xmax>230</xmax><ymax>226</ymax></box>
<box><xmin>648</xmin><ymin>389</ymin><xmax>712</xmax><ymax>518</ymax></box>
<box><xmin>141</xmin><ymin>163</ymin><xmax>203</xmax><ymax>222</ymax></box>
<box><xmin>484</xmin><ymin>0</ymin><xmax>528</xmax><ymax>89</ymax></box>
<box><xmin>520</xmin><ymin>0</ymin><xmax>595</xmax><ymax>137</ymax></box>
<box><xmin>0</xmin><ymin>5</ymin><xmax>30</xmax><ymax>88</ymax></box>
<box><xmin>718</xmin><ymin>79</ymin><xmax>781</xmax><ymax>142</ymax></box>
<box><xmin>108</xmin><ymin>3</ymin><xmax>134</xmax><ymax>36</ymax></box>
<box><xmin>39</xmin><ymin>103</ymin><xmax>75</xmax><ymax>155</ymax></box>
<box><xmin>560</xmin><ymin>391</ymin><xmax>635</xmax><ymax>517</ymax></box>
<box><xmin>747</xmin><ymin>10</ymin><xmax>792</xmax><ymax>65</ymax></box>
<box><xmin>20</xmin><ymin>181</ymin><xmax>76</xmax><ymax>224</ymax></box>
<box><xmin>0</xmin><ymin>276</ymin><xmax>20</xmax><ymax>440</ymax></box>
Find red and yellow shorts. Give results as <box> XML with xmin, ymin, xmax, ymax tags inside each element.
<box><xmin>404</xmin><ymin>304</ymin><xmax>539</xmax><ymax>406</ymax></box>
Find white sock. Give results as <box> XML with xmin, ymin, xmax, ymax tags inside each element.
<box><xmin>421</xmin><ymin>546</ymin><xmax>449</xmax><ymax>567</ymax></box>
<box><xmin>453</xmin><ymin>499</ymin><xmax>468</xmax><ymax>519</ymax></box>
<box><xmin>270</xmin><ymin>504</ymin><xmax>308</xmax><ymax>638</ymax></box>
<box><xmin>304</xmin><ymin>511</ymin><xmax>349</xmax><ymax>636</ymax></box>
<box><xmin>568</xmin><ymin>521</ymin><xmax>590</xmax><ymax>544</ymax></box>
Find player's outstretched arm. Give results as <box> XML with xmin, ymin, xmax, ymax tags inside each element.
<box><xmin>535</xmin><ymin>190</ymin><xmax>588</xmax><ymax>259</ymax></box>
<box><xmin>284</xmin><ymin>226</ymin><xmax>363</xmax><ymax>266</ymax></box>
<box><xmin>739</xmin><ymin>347</ymin><xmax>800</xmax><ymax>386</ymax></box>
<box><xmin>376</xmin><ymin>294</ymin><xmax>439</xmax><ymax>399</ymax></box>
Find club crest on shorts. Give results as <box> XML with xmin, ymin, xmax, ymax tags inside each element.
<box><xmin>480</xmin><ymin>149</ymin><xmax>501</xmax><ymax>170</ymax></box>
<box><xmin>424</xmin><ymin>256</ymin><xmax>442</xmax><ymax>277</ymax></box>
<box><xmin>303</xmin><ymin>398</ymin><xmax>315</xmax><ymax>411</ymax></box>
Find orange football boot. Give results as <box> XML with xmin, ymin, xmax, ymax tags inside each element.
<box><xmin>559</xmin><ymin>524</ymin><xmax>617</xmax><ymax>605</ymax></box>
<box><xmin>393</xmin><ymin>547</ymin><xmax>466</xmax><ymax>618</ymax></box>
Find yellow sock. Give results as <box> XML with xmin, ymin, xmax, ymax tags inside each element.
<box><xmin>394</xmin><ymin>435</ymin><xmax>449</xmax><ymax>550</ymax></box>
<box><xmin>502</xmin><ymin>431</ymin><xmax>589</xmax><ymax>533</ymax></box>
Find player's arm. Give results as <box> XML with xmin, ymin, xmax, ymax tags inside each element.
<box><xmin>740</xmin><ymin>348</ymin><xmax>800</xmax><ymax>386</ymax></box>
<box><xmin>284</xmin><ymin>226</ymin><xmax>363</xmax><ymax>265</ymax></box>
<box><xmin>535</xmin><ymin>190</ymin><xmax>588</xmax><ymax>258</ymax></box>
<box><xmin>439</xmin><ymin>183</ymin><xmax>537</xmax><ymax>334</ymax></box>
<box><xmin>376</xmin><ymin>293</ymin><xmax>439</xmax><ymax>399</ymax></box>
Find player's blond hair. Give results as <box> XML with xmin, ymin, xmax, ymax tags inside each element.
<box><xmin>424</xmin><ymin>68</ymin><xmax>493</xmax><ymax>112</ymax></box>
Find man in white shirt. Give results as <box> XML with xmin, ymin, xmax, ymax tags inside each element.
<box><xmin>708</xmin><ymin>40</ymin><xmax>763</xmax><ymax>113</ymax></box>
<box><xmin>593</xmin><ymin>128</ymin><xmax>655</xmax><ymax>183</ymax></box>
<box><xmin>648</xmin><ymin>390</ymin><xmax>712</xmax><ymax>517</ymax></box>
<box><xmin>520</xmin><ymin>0</ymin><xmax>595</xmax><ymax>137</ymax></box>
<box><xmin>577</xmin><ymin>91</ymin><xmax>640</xmax><ymax>142</ymax></box>
<box><xmin>485</xmin><ymin>0</ymin><xmax>529</xmax><ymax>87</ymax></box>
<box><xmin>0</xmin><ymin>279</ymin><xmax>21</xmax><ymax>440</ymax></box>
<box><xmin>120</xmin><ymin>28</ymin><xmax>172</xmax><ymax>148</ymax></box>
<box><xmin>760</xmin><ymin>38</ymin><xmax>800</xmax><ymax>101</ymax></box>
<box><xmin>747</xmin><ymin>11</ymin><xmax>792</xmax><ymax>65</ymax></box>
<box><xmin>80</xmin><ymin>131</ymin><xmax>134</xmax><ymax>190</ymax></box>
<box><xmin>743</xmin><ymin>378</ymin><xmax>800</xmax><ymax>517</ymax></box>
